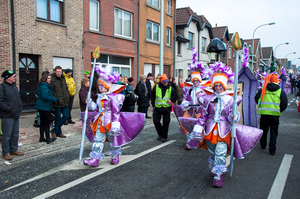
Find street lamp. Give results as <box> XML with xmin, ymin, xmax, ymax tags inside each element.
<box><xmin>285</xmin><ymin>52</ymin><xmax>296</xmax><ymax>59</ymax></box>
<box><xmin>292</xmin><ymin>57</ymin><xmax>300</xmax><ymax>64</ymax></box>
<box><xmin>274</xmin><ymin>42</ymin><xmax>289</xmax><ymax>58</ymax></box>
<box><xmin>251</xmin><ymin>22</ymin><xmax>275</xmax><ymax>71</ymax></box>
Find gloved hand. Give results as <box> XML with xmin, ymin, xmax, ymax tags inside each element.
<box><xmin>108</xmin><ymin>127</ymin><xmax>121</xmax><ymax>136</ymax></box>
<box><xmin>190</xmin><ymin>131</ymin><xmax>203</xmax><ymax>142</ymax></box>
<box><xmin>181</xmin><ymin>101</ymin><xmax>190</xmax><ymax>111</ymax></box>
<box><xmin>56</xmin><ymin>99</ymin><xmax>60</xmax><ymax>104</ymax></box>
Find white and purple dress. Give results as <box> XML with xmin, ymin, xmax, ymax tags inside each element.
<box><xmin>178</xmin><ymin>93</ymin><xmax>263</xmax><ymax>177</ymax></box>
<box><xmin>82</xmin><ymin>92</ymin><xmax>145</xmax><ymax>161</ymax></box>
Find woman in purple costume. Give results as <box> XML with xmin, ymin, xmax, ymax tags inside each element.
<box><xmin>83</xmin><ymin>65</ymin><xmax>145</xmax><ymax>167</ymax></box>
<box><xmin>179</xmin><ymin>62</ymin><xmax>263</xmax><ymax>188</ymax></box>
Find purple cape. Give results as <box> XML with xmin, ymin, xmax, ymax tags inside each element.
<box><xmin>81</xmin><ymin>111</ymin><xmax>145</xmax><ymax>147</ymax></box>
<box><xmin>179</xmin><ymin>117</ymin><xmax>263</xmax><ymax>159</ymax></box>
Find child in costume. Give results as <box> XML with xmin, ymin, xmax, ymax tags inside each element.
<box><xmin>83</xmin><ymin>65</ymin><xmax>145</xmax><ymax>167</ymax></box>
<box><xmin>173</xmin><ymin>47</ymin><xmax>210</xmax><ymax>150</ymax></box>
<box><xmin>178</xmin><ymin>62</ymin><xmax>263</xmax><ymax>188</ymax></box>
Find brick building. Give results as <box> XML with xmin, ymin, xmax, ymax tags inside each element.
<box><xmin>140</xmin><ymin>0</ymin><xmax>176</xmax><ymax>79</ymax></box>
<box><xmin>1</xmin><ymin>0</ymin><xmax>83</xmax><ymax>110</ymax></box>
<box><xmin>83</xmin><ymin>0</ymin><xmax>139</xmax><ymax>83</ymax></box>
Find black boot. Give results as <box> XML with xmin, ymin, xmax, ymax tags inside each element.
<box><xmin>45</xmin><ymin>127</ymin><xmax>56</xmax><ymax>144</ymax></box>
<box><xmin>39</xmin><ymin>126</ymin><xmax>46</xmax><ymax>142</ymax></box>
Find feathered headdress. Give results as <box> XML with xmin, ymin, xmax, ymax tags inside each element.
<box><xmin>208</xmin><ymin>62</ymin><xmax>234</xmax><ymax>91</ymax></box>
<box><xmin>189</xmin><ymin>47</ymin><xmax>207</xmax><ymax>82</ymax></box>
<box><xmin>281</xmin><ymin>67</ymin><xmax>288</xmax><ymax>76</ymax></box>
<box><xmin>94</xmin><ymin>64</ymin><xmax>124</xmax><ymax>93</ymax></box>
<box><xmin>242</xmin><ymin>47</ymin><xmax>249</xmax><ymax>68</ymax></box>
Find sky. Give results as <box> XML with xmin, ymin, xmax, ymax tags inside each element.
<box><xmin>176</xmin><ymin>0</ymin><xmax>300</xmax><ymax>66</ymax></box>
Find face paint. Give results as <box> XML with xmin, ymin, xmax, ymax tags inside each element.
<box><xmin>99</xmin><ymin>83</ymin><xmax>107</xmax><ymax>93</ymax></box>
<box><xmin>213</xmin><ymin>83</ymin><xmax>224</xmax><ymax>94</ymax></box>
<box><xmin>193</xmin><ymin>79</ymin><xmax>200</xmax><ymax>87</ymax></box>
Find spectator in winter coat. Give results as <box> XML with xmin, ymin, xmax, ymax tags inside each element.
<box><xmin>79</xmin><ymin>77</ymin><xmax>93</xmax><ymax>112</ymax></box>
<box><xmin>63</xmin><ymin>69</ymin><xmax>76</xmax><ymax>124</ymax></box>
<box><xmin>145</xmin><ymin>73</ymin><xmax>153</xmax><ymax>118</ymax></box>
<box><xmin>0</xmin><ymin>70</ymin><xmax>23</xmax><ymax>160</ymax></box>
<box><xmin>290</xmin><ymin>76</ymin><xmax>297</xmax><ymax>94</ymax></box>
<box><xmin>35</xmin><ymin>72</ymin><xmax>57</xmax><ymax>144</ymax></box>
<box><xmin>50</xmin><ymin>66</ymin><xmax>69</xmax><ymax>138</ymax></box>
<box><xmin>125</xmin><ymin>79</ymin><xmax>138</xmax><ymax>112</ymax></box>
<box><xmin>136</xmin><ymin>75</ymin><xmax>149</xmax><ymax>116</ymax></box>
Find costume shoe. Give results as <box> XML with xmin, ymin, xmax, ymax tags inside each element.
<box><xmin>185</xmin><ymin>144</ymin><xmax>192</xmax><ymax>150</ymax></box>
<box><xmin>111</xmin><ymin>155</ymin><xmax>119</xmax><ymax>165</ymax></box>
<box><xmin>213</xmin><ymin>174</ymin><xmax>223</xmax><ymax>188</ymax></box>
<box><xmin>83</xmin><ymin>158</ymin><xmax>99</xmax><ymax>167</ymax></box>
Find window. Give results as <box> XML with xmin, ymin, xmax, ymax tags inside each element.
<box><xmin>90</xmin><ymin>0</ymin><xmax>99</xmax><ymax>30</ymax></box>
<box><xmin>36</xmin><ymin>0</ymin><xmax>63</xmax><ymax>23</ymax></box>
<box><xmin>201</xmin><ymin>37</ymin><xmax>207</xmax><ymax>52</ymax></box>
<box><xmin>188</xmin><ymin>32</ymin><xmax>194</xmax><ymax>49</ymax></box>
<box><xmin>91</xmin><ymin>53</ymin><xmax>131</xmax><ymax>77</ymax></box>
<box><xmin>228</xmin><ymin>47</ymin><xmax>232</xmax><ymax>59</ymax></box>
<box><xmin>146</xmin><ymin>21</ymin><xmax>160</xmax><ymax>41</ymax></box>
<box><xmin>114</xmin><ymin>8</ymin><xmax>132</xmax><ymax>38</ymax></box>
<box><xmin>147</xmin><ymin>0</ymin><xmax>160</xmax><ymax>8</ymax></box>
<box><xmin>167</xmin><ymin>0</ymin><xmax>172</xmax><ymax>14</ymax></box>
<box><xmin>166</xmin><ymin>28</ymin><xmax>171</xmax><ymax>45</ymax></box>
<box><xmin>177</xmin><ymin>42</ymin><xmax>181</xmax><ymax>55</ymax></box>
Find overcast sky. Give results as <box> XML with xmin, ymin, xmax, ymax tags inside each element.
<box><xmin>176</xmin><ymin>0</ymin><xmax>300</xmax><ymax>66</ymax></box>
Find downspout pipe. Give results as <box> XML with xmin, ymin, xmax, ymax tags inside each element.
<box><xmin>137</xmin><ymin>0</ymin><xmax>140</xmax><ymax>80</ymax></box>
<box><xmin>11</xmin><ymin>0</ymin><xmax>16</xmax><ymax>73</ymax></box>
<box><xmin>159</xmin><ymin>0</ymin><xmax>164</xmax><ymax>75</ymax></box>
<box><xmin>173</xmin><ymin>0</ymin><xmax>176</xmax><ymax>78</ymax></box>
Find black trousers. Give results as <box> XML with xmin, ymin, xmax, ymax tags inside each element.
<box><xmin>68</xmin><ymin>96</ymin><xmax>74</xmax><ymax>121</ymax></box>
<box><xmin>259</xmin><ymin>115</ymin><xmax>279</xmax><ymax>153</ymax></box>
<box><xmin>153</xmin><ymin>108</ymin><xmax>170</xmax><ymax>139</ymax></box>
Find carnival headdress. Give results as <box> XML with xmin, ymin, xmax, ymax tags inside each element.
<box><xmin>95</xmin><ymin>64</ymin><xmax>124</xmax><ymax>93</ymax></box>
<box><xmin>208</xmin><ymin>62</ymin><xmax>234</xmax><ymax>91</ymax></box>
<box><xmin>189</xmin><ymin>47</ymin><xmax>207</xmax><ymax>83</ymax></box>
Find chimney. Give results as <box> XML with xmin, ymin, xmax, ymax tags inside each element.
<box><xmin>216</xmin><ymin>23</ymin><xmax>217</xmax><ymax>27</ymax></box>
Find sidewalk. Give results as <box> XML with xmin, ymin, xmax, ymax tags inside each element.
<box><xmin>0</xmin><ymin>106</ymin><xmax>162</xmax><ymax>169</ymax></box>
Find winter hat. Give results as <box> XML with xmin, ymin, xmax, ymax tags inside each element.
<box><xmin>1</xmin><ymin>70</ymin><xmax>15</xmax><ymax>79</ymax></box>
<box><xmin>65</xmin><ymin>68</ymin><xmax>72</xmax><ymax>74</ymax></box>
<box><xmin>259</xmin><ymin>73</ymin><xmax>280</xmax><ymax>105</ymax></box>
<box><xmin>160</xmin><ymin>74</ymin><xmax>169</xmax><ymax>83</ymax></box>
<box><xmin>208</xmin><ymin>62</ymin><xmax>234</xmax><ymax>91</ymax></box>
<box><xmin>84</xmin><ymin>70</ymin><xmax>91</xmax><ymax>75</ymax></box>
<box><xmin>189</xmin><ymin>47</ymin><xmax>207</xmax><ymax>83</ymax></box>
<box><xmin>128</xmin><ymin>77</ymin><xmax>134</xmax><ymax>83</ymax></box>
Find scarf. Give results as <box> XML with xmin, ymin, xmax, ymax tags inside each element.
<box><xmin>141</xmin><ymin>80</ymin><xmax>148</xmax><ymax>97</ymax></box>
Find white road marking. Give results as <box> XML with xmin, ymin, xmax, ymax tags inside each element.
<box><xmin>32</xmin><ymin>140</ymin><xmax>176</xmax><ymax>199</ymax></box>
<box><xmin>268</xmin><ymin>154</ymin><xmax>293</xmax><ymax>199</ymax></box>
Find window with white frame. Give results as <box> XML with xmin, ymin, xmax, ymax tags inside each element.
<box><xmin>166</xmin><ymin>28</ymin><xmax>171</xmax><ymax>45</ymax></box>
<box><xmin>188</xmin><ymin>32</ymin><xmax>194</xmax><ymax>49</ymax></box>
<box><xmin>201</xmin><ymin>37</ymin><xmax>207</xmax><ymax>52</ymax></box>
<box><xmin>228</xmin><ymin>47</ymin><xmax>232</xmax><ymax>59</ymax></box>
<box><xmin>90</xmin><ymin>0</ymin><xmax>99</xmax><ymax>30</ymax></box>
<box><xmin>36</xmin><ymin>0</ymin><xmax>63</xmax><ymax>23</ymax></box>
<box><xmin>114</xmin><ymin>8</ymin><xmax>132</xmax><ymax>38</ymax></box>
<box><xmin>91</xmin><ymin>54</ymin><xmax>131</xmax><ymax>77</ymax></box>
<box><xmin>147</xmin><ymin>0</ymin><xmax>160</xmax><ymax>8</ymax></box>
<box><xmin>167</xmin><ymin>0</ymin><xmax>172</xmax><ymax>14</ymax></box>
<box><xmin>146</xmin><ymin>21</ymin><xmax>160</xmax><ymax>42</ymax></box>
<box><xmin>177</xmin><ymin>42</ymin><xmax>181</xmax><ymax>55</ymax></box>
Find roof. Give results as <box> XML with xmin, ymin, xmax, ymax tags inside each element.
<box><xmin>261</xmin><ymin>47</ymin><xmax>273</xmax><ymax>59</ymax></box>
<box><xmin>243</xmin><ymin>38</ymin><xmax>260</xmax><ymax>55</ymax></box>
<box><xmin>176</xmin><ymin>31</ymin><xmax>189</xmax><ymax>43</ymax></box>
<box><xmin>198</xmin><ymin>15</ymin><xmax>211</xmax><ymax>26</ymax></box>
<box><xmin>212</xmin><ymin>26</ymin><xmax>230</xmax><ymax>41</ymax></box>
<box><xmin>176</xmin><ymin>7</ymin><xmax>201</xmax><ymax>30</ymax></box>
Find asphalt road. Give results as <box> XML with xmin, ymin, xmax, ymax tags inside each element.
<box><xmin>0</xmin><ymin>94</ymin><xmax>299</xmax><ymax>199</ymax></box>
